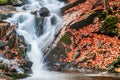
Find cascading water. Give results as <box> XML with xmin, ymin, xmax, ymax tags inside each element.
<box><xmin>5</xmin><ymin>0</ymin><xmax>68</xmax><ymax>80</ymax></box>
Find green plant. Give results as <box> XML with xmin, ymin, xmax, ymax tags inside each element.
<box><xmin>0</xmin><ymin>0</ymin><xmax>8</xmax><ymax>5</ymax></box>
<box><xmin>99</xmin><ymin>15</ymin><xmax>119</xmax><ymax>36</ymax></box>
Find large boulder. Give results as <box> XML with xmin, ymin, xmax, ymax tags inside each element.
<box><xmin>10</xmin><ymin>0</ymin><xmax>24</xmax><ymax>6</ymax></box>
<box><xmin>39</xmin><ymin>7</ymin><xmax>50</xmax><ymax>17</ymax></box>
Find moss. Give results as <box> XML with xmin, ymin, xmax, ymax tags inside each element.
<box><xmin>108</xmin><ymin>56</ymin><xmax>120</xmax><ymax>72</ymax></box>
<box><xmin>99</xmin><ymin>15</ymin><xmax>119</xmax><ymax>36</ymax></box>
<box><xmin>51</xmin><ymin>43</ymin><xmax>65</xmax><ymax>55</ymax></box>
<box><xmin>60</xmin><ymin>34</ymin><xmax>72</xmax><ymax>45</ymax></box>
<box><xmin>0</xmin><ymin>64</ymin><xmax>7</xmax><ymax>70</ymax></box>
<box><xmin>97</xmin><ymin>10</ymin><xmax>107</xmax><ymax>20</ymax></box>
<box><xmin>48</xmin><ymin>42</ymin><xmax>67</xmax><ymax>64</ymax></box>
<box><xmin>105</xmin><ymin>15</ymin><xmax>118</xmax><ymax>26</ymax></box>
<box><xmin>0</xmin><ymin>0</ymin><xmax>8</xmax><ymax>5</ymax></box>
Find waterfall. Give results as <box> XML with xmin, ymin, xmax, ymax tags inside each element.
<box><xmin>5</xmin><ymin>0</ymin><xmax>68</xmax><ymax>80</ymax></box>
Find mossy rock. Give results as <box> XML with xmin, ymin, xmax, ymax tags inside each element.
<box><xmin>51</xmin><ymin>44</ymin><xmax>65</xmax><ymax>55</ymax></box>
<box><xmin>47</xmin><ymin>42</ymin><xmax>67</xmax><ymax>64</ymax></box>
<box><xmin>96</xmin><ymin>10</ymin><xmax>107</xmax><ymax>20</ymax></box>
<box><xmin>60</xmin><ymin>33</ymin><xmax>72</xmax><ymax>45</ymax></box>
<box><xmin>99</xmin><ymin>15</ymin><xmax>119</xmax><ymax>36</ymax></box>
<box><xmin>105</xmin><ymin>15</ymin><xmax>118</xmax><ymax>26</ymax></box>
<box><xmin>108</xmin><ymin>56</ymin><xmax>120</xmax><ymax>72</ymax></box>
<box><xmin>0</xmin><ymin>63</ymin><xmax>7</xmax><ymax>70</ymax></box>
<box><xmin>0</xmin><ymin>0</ymin><xmax>8</xmax><ymax>5</ymax></box>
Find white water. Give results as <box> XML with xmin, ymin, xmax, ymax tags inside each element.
<box><xmin>5</xmin><ymin>0</ymin><xmax>68</xmax><ymax>80</ymax></box>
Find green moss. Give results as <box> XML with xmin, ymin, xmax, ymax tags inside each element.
<box><xmin>0</xmin><ymin>0</ymin><xmax>8</xmax><ymax>5</ymax></box>
<box><xmin>99</xmin><ymin>15</ymin><xmax>119</xmax><ymax>36</ymax></box>
<box><xmin>108</xmin><ymin>56</ymin><xmax>120</xmax><ymax>72</ymax></box>
<box><xmin>51</xmin><ymin>43</ymin><xmax>65</xmax><ymax>55</ymax></box>
<box><xmin>105</xmin><ymin>15</ymin><xmax>118</xmax><ymax>26</ymax></box>
<box><xmin>0</xmin><ymin>64</ymin><xmax>7</xmax><ymax>70</ymax></box>
<box><xmin>97</xmin><ymin>10</ymin><xmax>107</xmax><ymax>20</ymax></box>
<box><xmin>60</xmin><ymin>34</ymin><xmax>72</xmax><ymax>45</ymax></box>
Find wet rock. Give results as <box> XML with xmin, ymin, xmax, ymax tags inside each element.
<box><xmin>35</xmin><ymin>16</ymin><xmax>44</xmax><ymax>36</ymax></box>
<box><xmin>58</xmin><ymin>0</ymin><xmax>69</xmax><ymax>3</ymax></box>
<box><xmin>51</xmin><ymin>15</ymin><xmax>57</xmax><ymax>25</ymax></box>
<box><xmin>0</xmin><ymin>5</ymin><xmax>16</xmax><ymax>11</ymax></box>
<box><xmin>31</xmin><ymin>10</ymin><xmax>38</xmax><ymax>15</ymax></box>
<box><xmin>53</xmin><ymin>62</ymin><xmax>68</xmax><ymax>71</ymax></box>
<box><xmin>4</xmin><ymin>73</ymin><xmax>29</xmax><ymax>79</ymax></box>
<box><xmin>22</xmin><ymin>60</ymin><xmax>32</xmax><ymax>73</ymax></box>
<box><xmin>0</xmin><ymin>40</ymin><xmax>6</xmax><ymax>49</ymax></box>
<box><xmin>39</xmin><ymin>7</ymin><xmax>50</xmax><ymax>17</ymax></box>
<box><xmin>0</xmin><ymin>11</ymin><xmax>12</xmax><ymax>20</ymax></box>
<box><xmin>10</xmin><ymin>0</ymin><xmax>24</xmax><ymax>6</ymax></box>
